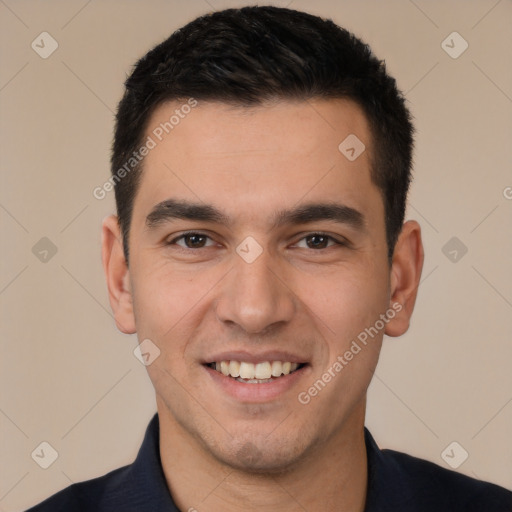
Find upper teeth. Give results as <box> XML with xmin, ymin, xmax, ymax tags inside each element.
<box><xmin>214</xmin><ymin>361</ymin><xmax>299</xmax><ymax>380</ymax></box>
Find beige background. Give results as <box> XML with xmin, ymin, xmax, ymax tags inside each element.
<box><xmin>1</xmin><ymin>0</ymin><xmax>511</xmax><ymax>510</ymax></box>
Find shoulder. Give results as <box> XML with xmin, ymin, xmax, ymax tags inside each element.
<box><xmin>25</xmin><ymin>465</ymin><xmax>131</xmax><ymax>512</ymax></box>
<box><xmin>382</xmin><ymin>447</ymin><xmax>512</xmax><ymax>511</ymax></box>
<box><xmin>24</xmin><ymin>414</ymin><xmax>178</xmax><ymax>512</ymax></box>
<box><xmin>364</xmin><ymin>428</ymin><xmax>511</xmax><ymax>511</ymax></box>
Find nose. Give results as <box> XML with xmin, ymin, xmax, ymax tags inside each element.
<box><xmin>214</xmin><ymin>249</ymin><xmax>296</xmax><ymax>335</ymax></box>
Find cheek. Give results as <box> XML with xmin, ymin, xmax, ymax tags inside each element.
<box><xmin>130</xmin><ymin>257</ymin><xmax>226</xmax><ymax>354</ymax></box>
<box><xmin>296</xmin><ymin>267</ymin><xmax>388</xmax><ymax>414</ymax></box>
<box><xmin>297</xmin><ymin>262</ymin><xmax>390</xmax><ymax>347</ymax></box>
<box><xmin>131</xmin><ymin>267</ymin><xmax>213</xmax><ymax>391</ymax></box>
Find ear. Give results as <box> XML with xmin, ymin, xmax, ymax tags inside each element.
<box><xmin>101</xmin><ymin>215</ymin><xmax>136</xmax><ymax>334</ymax></box>
<box><xmin>385</xmin><ymin>220</ymin><xmax>424</xmax><ymax>337</ymax></box>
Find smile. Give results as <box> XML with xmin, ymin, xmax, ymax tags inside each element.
<box><xmin>207</xmin><ymin>360</ymin><xmax>305</xmax><ymax>383</ymax></box>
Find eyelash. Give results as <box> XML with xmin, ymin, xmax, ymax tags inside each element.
<box><xmin>166</xmin><ymin>231</ymin><xmax>347</xmax><ymax>251</ymax></box>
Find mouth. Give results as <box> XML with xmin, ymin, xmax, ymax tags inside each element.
<box><xmin>206</xmin><ymin>360</ymin><xmax>306</xmax><ymax>384</ymax></box>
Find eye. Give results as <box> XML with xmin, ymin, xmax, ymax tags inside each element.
<box><xmin>294</xmin><ymin>233</ymin><xmax>345</xmax><ymax>250</ymax></box>
<box><xmin>165</xmin><ymin>231</ymin><xmax>346</xmax><ymax>251</ymax></box>
<box><xmin>167</xmin><ymin>232</ymin><xmax>216</xmax><ymax>249</ymax></box>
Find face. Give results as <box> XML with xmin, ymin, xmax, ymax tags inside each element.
<box><xmin>104</xmin><ymin>98</ymin><xmax>421</xmax><ymax>472</ymax></box>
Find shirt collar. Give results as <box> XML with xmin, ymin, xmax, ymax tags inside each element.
<box><xmin>118</xmin><ymin>413</ymin><xmax>179</xmax><ymax>511</ymax></box>
<box><xmin>363</xmin><ymin>427</ymin><xmax>417</xmax><ymax>511</ymax></box>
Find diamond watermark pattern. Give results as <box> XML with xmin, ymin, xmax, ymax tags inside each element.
<box><xmin>31</xmin><ymin>441</ymin><xmax>59</xmax><ymax>469</ymax></box>
<box><xmin>442</xmin><ymin>236</ymin><xmax>468</xmax><ymax>263</ymax></box>
<box><xmin>133</xmin><ymin>338</ymin><xmax>161</xmax><ymax>366</ymax></box>
<box><xmin>236</xmin><ymin>236</ymin><xmax>263</xmax><ymax>263</ymax></box>
<box><xmin>441</xmin><ymin>441</ymin><xmax>469</xmax><ymax>469</ymax></box>
<box><xmin>338</xmin><ymin>134</ymin><xmax>365</xmax><ymax>161</ymax></box>
<box><xmin>441</xmin><ymin>32</ymin><xmax>468</xmax><ymax>59</ymax></box>
<box><xmin>32</xmin><ymin>237</ymin><xmax>58</xmax><ymax>263</ymax></box>
<box><xmin>31</xmin><ymin>32</ymin><xmax>59</xmax><ymax>59</ymax></box>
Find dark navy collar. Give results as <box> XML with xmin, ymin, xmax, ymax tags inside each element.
<box><xmin>364</xmin><ymin>426</ymin><xmax>417</xmax><ymax>511</ymax></box>
<box><xmin>95</xmin><ymin>413</ymin><xmax>179</xmax><ymax>511</ymax></box>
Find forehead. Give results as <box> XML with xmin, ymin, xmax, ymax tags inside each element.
<box><xmin>145</xmin><ymin>98</ymin><xmax>371</xmax><ymax>158</ymax></box>
<box><xmin>133</xmin><ymin>98</ymin><xmax>381</xmax><ymax>227</ymax></box>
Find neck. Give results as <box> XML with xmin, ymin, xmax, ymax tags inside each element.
<box><xmin>158</xmin><ymin>401</ymin><xmax>368</xmax><ymax>512</ymax></box>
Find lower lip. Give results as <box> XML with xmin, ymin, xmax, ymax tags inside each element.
<box><xmin>204</xmin><ymin>365</ymin><xmax>309</xmax><ymax>403</ymax></box>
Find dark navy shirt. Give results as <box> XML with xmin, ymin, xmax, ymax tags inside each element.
<box><xmin>26</xmin><ymin>414</ymin><xmax>512</xmax><ymax>511</ymax></box>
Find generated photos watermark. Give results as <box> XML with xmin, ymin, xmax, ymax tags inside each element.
<box><xmin>298</xmin><ymin>302</ymin><xmax>403</xmax><ymax>405</ymax></box>
<box><xmin>93</xmin><ymin>97</ymin><xmax>198</xmax><ymax>200</ymax></box>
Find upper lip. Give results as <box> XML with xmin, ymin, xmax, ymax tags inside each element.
<box><xmin>202</xmin><ymin>350</ymin><xmax>309</xmax><ymax>365</ymax></box>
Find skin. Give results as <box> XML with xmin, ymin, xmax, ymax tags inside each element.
<box><xmin>102</xmin><ymin>98</ymin><xmax>424</xmax><ymax>511</ymax></box>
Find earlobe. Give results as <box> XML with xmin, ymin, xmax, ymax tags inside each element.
<box><xmin>101</xmin><ymin>215</ymin><xmax>136</xmax><ymax>334</ymax></box>
<box><xmin>385</xmin><ymin>220</ymin><xmax>424</xmax><ymax>338</ymax></box>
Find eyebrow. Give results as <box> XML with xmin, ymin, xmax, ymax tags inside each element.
<box><xmin>145</xmin><ymin>198</ymin><xmax>365</xmax><ymax>231</ymax></box>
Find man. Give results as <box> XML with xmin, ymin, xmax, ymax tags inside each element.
<box><xmin>27</xmin><ymin>5</ymin><xmax>511</xmax><ymax>511</ymax></box>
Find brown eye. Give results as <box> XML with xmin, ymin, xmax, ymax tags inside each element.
<box><xmin>305</xmin><ymin>234</ymin><xmax>330</xmax><ymax>249</ymax></box>
<box><xmin>295</xmin><ymin>233</ymin><xmax>343</xmax><ymax>250</ymax></box>
<box><xmin>168</xmin><ymin>232</ymin><xmax>215</xmax><ymax>249</ymax></box>
<box><xmin>182</xmin><ymin>234</ymin><xmax>207</xmax><ymax>248</ymax></box>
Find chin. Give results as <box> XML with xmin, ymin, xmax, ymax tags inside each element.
<box><xmin>210</xmin><ymin>435</ymin><xmax>312</xmax><ymax>474</ymax></box>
